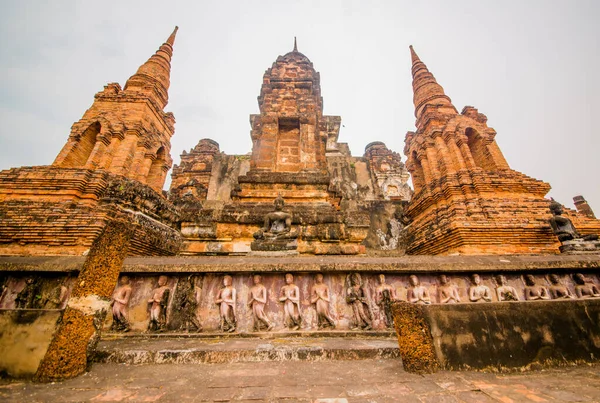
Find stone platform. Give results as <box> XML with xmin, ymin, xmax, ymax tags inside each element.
<box><xmin>94</xmin><ymin>336</ymin><xmax>400</xmax><ymax>364</ymax></box>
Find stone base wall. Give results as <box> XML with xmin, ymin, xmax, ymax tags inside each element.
<box><xmin>423</xmin><ymin>300</ymin><xmax>600</xmax><ymax>370</ymax></box>
<box><xmin>0</xmin><ymin>310</ymin><xmax>63</xmax><ymax>378</ymax></box>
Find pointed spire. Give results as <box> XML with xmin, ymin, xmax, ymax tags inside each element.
<box><xmin>293</xmin><ymin>37</ymin><xmax>298</xmax><ymax>52</ymax></box>
<box><xmin>166</xmin><ymin>26</ymin><xmax>178</xmax><ymax>46</ymax></box>
<box><xmin>124</xmin><ymin>26</ymin><xmax>179</xmax><ymax>109</ymax></box>
<box><xmin>409</xmin><ymin>45</ymin><xmax>455</xmax><ymax>120</ymax></box>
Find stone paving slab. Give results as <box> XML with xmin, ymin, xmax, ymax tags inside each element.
<box><xmin>1</xmin><ymin>361</ymin><xmax>600</xmax><ymax>402</ymax></box>
<box><xmin>94</xmin><ymin>337</ymin><xmax>400</xmax><ymax>364</ymax></box>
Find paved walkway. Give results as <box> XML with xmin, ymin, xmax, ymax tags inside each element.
<box><xmin>1</xmin><ymin>360</ymin><xmax>599</xmax><ymax>402</ymax></box>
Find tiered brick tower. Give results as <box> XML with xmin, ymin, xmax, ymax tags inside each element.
<box><xmin>236</xmin><ymin>39</ymin><xmax>341</xmax><ymax>204</ymax></box>
<box><xmin>403</xmin><ymin>46</ymin><xmax>560</xmax><ymax>255</ymax></box>
<box><xmin>53</xmin><ymin>27</ymin><xmax>178</xmax><ymax>193</ymax></box>
<box><xmin>0</xmin><ymin>28</ymin><xmax>182</xmax><ymax>256</ymax></box>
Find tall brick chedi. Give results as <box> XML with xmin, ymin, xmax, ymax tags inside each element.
<box><xmin>236</xmin><ymin>39</ymin><xmax>341</xmax><ymax>204</ymax></box>
<box><xmin>0</xmin><ymin>28</ymin><xmax>181</xmax><ymax>256</ymax></box>
<box><xmin>53</xmin><ymin>27</ymin><xmax>178</xmax><ymax>193</ymax></box>
<box><xmin>403</xmin><ymin>46</ymin><xmax>558</xmax><ymax>255</ymax></box>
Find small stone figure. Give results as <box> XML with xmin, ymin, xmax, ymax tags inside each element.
<box><xmin>147</xmin><ymin>275</ymin><xmax>171</xmax><ymax>332</ymax></box>
<box><xmin>253</xmin><ymin>195</ymin><xmax>297</xmax><ymax>240</ymax></box>
<box><xmin>15</xmin><ymin>277</ymin><xmax>40</xmax><ymax>309</ymax></box>
<box><xmin>375</xmin><ymin>274</ymin><xmax>397</xmax><ymax>327</ymax></box>
<box><xmin>279</xmin><ymin>273</ymin><xmax>302</xmax><ymax>330</ymax></box>
<box><xmin>523</xmin><ymin>274</ymin><xmax>550</xmax><ymax>301</ymax></box>
<box><xmin>548</xmin><ymin>274</ymin><xmax>574</xmax><ymax>299</ymax></box>
<box><xmin>549</xmin><ymin>200</ymin><xmax>600</xmax><ymax>254</ymax></box>
<box><xmin>407</xmin><ymin>274</ymin><xmax>431</xmax><ymax>304</ymax></box>
<box><xmin>469</xmin><ymin>274</ymin><xmax>492</xmax><ymax>303</ymax></box>
<box><xmin>176</xmin><ymin>275</ymin><xmax>203</xmax><ymax>333</ymax></box>
<box><xmin>110</xmin><ymin>276</ymin><xmax>132</xmax><ymax>332</ymax></box>
<box><xmin>310</xmin><ymin>273</ymin><xmax>336</xmax><ymax>329</ymax></box>
<box><xmin>495</xmin><ymin>275</ymin><xmax>519</xmax><ymax>302</ymax></box>
<box><xmin>216</xmin><ymin>275</ymin><xmax>237</xmax><ymax>332</ymax></box>
<box><xmin>573</xmin><ymin>273</ymin><xmax>600</xmax><ymax>299</ymax></box>
<box><xmin>41</xmin><ymin>278</ymin><xmax>69</xmax><ymax>309</ymax></box>
<box><xmin>346</xmin><ymin>273</ymin><xmax>373</xmax><ymax>330</ymax></box>
<box><xmin>438</xmin><ymin>274</ymin><xmax>461</xmax><ymax>304</ymax></box>
<box><xmin>248</xmin><ymin>274</ymin><xmax>273</xmax><ymax>331</ymax></box>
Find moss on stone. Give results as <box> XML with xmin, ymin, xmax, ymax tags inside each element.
<box><xmin>391</xmin><ymin>301</ymin><xmax>439</xmax><ymax>374</ymax></box>
<box><xmin>34</xmin><ymin>221</ymin><xmax>133</xmax><ymax>382</ymax></box>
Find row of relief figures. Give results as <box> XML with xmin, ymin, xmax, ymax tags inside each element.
<box><xmin>1</xmin><ymin>272</ymin><xmax>599</xmax><ymax>333</ymax></box>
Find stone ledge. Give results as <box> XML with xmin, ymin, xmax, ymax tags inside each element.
<box><xmin>1</xmin><ymin>254</ymin><xmax>598</xmax><ymax>273</ymax></box>
<box><xmin>102</xmin><ymin>330</ymin><xmax>395</xmax><ymax>340</ymax></box>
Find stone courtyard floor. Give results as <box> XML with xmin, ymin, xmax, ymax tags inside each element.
<box><xmin>1</xmin><ymin>360</ymin><xmax>600</xmax><ymax>402</ymax></box>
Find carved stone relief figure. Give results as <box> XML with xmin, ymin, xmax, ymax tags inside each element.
<box><xmin>523</xmin><ymin>274</ymin><xmax>550</xmax><ymax>301</ymax></box>
<box><xmin>438</xmin><ymin>274</ymin><xmax>460</xmax><ymax>304</ymax></box>
<box><xmin>345</xmin><ymin>273</ymin><xmax>372</xmax><ymax>330</ymax></box>
<box><xmin>495</xmin><ymin>275</ymin><xmax>519</xmax><ymax>302</ymax></box>
<box><xmin>548</xmin><ymin>274</ymin><xmax>574</xmax><ymax>299</ymax></box>
<box><xmin>216</xmin><ymin>275</ymin><xmax>237</xmax><ymax>332</ymax></box>
<box><xmin>573</xmin><ymin>273</ymin><xmax>600</xmax><ymax>299</ymax></box>
<box><xmin>248</xmin><ymin>274</ymin><xmax>273</xmax><ymax>331</ymax></box>
<box><xmin>177</xmin><ymin>275</ymin><xmax>203</xmax><ymax>333</ymax></box>
<box><xmin>110</xmin><ymin>276</ymin><xmax>132</xmax><ymax>332</ymax></box>
<box><xmin>310</xmin><ymin>273</ymin><xmax>336</xmax><ymax>329</ymax></box>
<box><xmin>147</xmin><ymin>275</ymin><xmax>171</xmax><ymax>332</ymax></box>
<box><xmin>407</xmin><ymin>274</ymin><xmax>431</xmax><ymax>304</ymax></box>
<box><xmin>41</xmin><ymin>278</ymin><xmax>69</xmax><ymax>309</ymax></box>
<box><xmin>375</xmin><ymin>274</ymin><xmax>397</xmax><ymax>327</ymax></box>
<box><xmin>279</xmin><ymin>273</ymin><xmax>302</xmax><ymax>330</ymax></box>
<box><xmin>15</xmin><ymin>277</ymin><xmax>41</xmax><ymax>309</ymax></box>
<box><xmin>469</xmin><ymin>274</ymin><xmax>492</xmax><ymax>303</ymax></box>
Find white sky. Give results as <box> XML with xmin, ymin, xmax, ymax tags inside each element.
<box><xmin>0</xmin><ymin>0</ymin><xmax>598</xmax><ymax>212</ymax></box>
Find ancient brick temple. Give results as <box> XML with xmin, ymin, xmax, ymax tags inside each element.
<box><xmin>403</xmin><ymin>46</ymin><xmax>600</xmax><ymax>255</ymax></box>
<box><xmin>1</xmin><ymin>31</ymin><xmax>600</xmax><ymax>381</ymax></box>
<box><xmin>168</xmin><ymin>41</ymin><xmax>411</xmax><ymax>255</ymax></box>
<box><xmin>0</xmin><ymin>27</ymin><xmax>182</xmax><ymax>256</ymax></box>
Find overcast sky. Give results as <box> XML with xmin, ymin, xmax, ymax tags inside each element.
<box><xmin>1</xmin><ymin>0</ymin><xmax>598</xmax><ymax>212</ymax></box>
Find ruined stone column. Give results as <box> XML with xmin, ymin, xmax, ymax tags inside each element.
<box><xmin>34</xmin><ymin>221</ymin><xmax>134</xmax><ymax>382</ymax></box>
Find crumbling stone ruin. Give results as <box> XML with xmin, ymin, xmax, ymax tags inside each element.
<box><xmin>0</xmin><ymin>29</ymin><xmax>599</xmax><ymax>380</ymax></box>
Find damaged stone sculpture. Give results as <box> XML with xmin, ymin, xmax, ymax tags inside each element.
<box><xmin>110</xmin><ymin>275</ymin><xmax>132</xmax><ymax>332</ymax></box>
<box><xmin>251</xmin><ymin>195</ymin><xmax>298</xmax><ymax>252</ymax></box>
<box><xmin>41</xmin><ymin>278</ymin><xmax>69</xmax><ymax>309</ymax></box>
<box><xmin>310</xmin><ymin>273</ymin><xmax>336</xmax><ymax>329</ymax></box>
<box><xmin>437</xmin><ymin>274</ymin><xmax>460</xmax><ymax>304</ymax></box>
<box><xmin>248</xmin><ymin>274</ymin><xmax>273</xmax><ymax>331</ymax></box>
<box><xmin>549</xmin><ymin>200</ymin><xmax>600</xmax><ymax>253</ymax></box>
<box><xmin>279</xmin><ymin>273</ymin><xmax>302</xmax><ymax>330</ymax></box>
<box><xmin>495</xmin><ymin>274</ymin><xmax>520</xmax><ymax>301</ymax></box>
<box><xmin>469</xmin><ymin>274</ymin><xmax>492</xmax><ymax>303</ymax></box>
<box><xmin>375</xmin><ymin>274</ymin><xmax>397</xmax><ymax>327</ymax></box>
<box><xmin>407</xmin><ymin>274</ymin><xmax>431</xmax><ymax>304</ymax></box>
<box><xmin>15</xmin><ymin>277</ymin><xmax>41</xmax><ymax>309</ymax></box>
<box><xmin>346</xmin><ymin>273</ymin><xmax>373</xmax><ymax>330</ymax></box>
<box><xmin>216</xmin><ymin>275</ymin><xmax>237</xmax><ymax>332</ymax></box>
<box><xmin>573</xmin><ymin>273</ymin><xmax>600</xmax><ymax>299</ymax></box>
<box><xmin>523</xmin><ymin>274</ymin><xmax>550</xmax><ymax>301</ymax></box>
<box><xmin>147</xmin><ymin>275</ymin><xmax>171</xmax><ymax>332</ymax></box>
<box><xmin>548</xmin><ymin>274</ymin><xmax>575</xmax><ymax>299</ymax></box>
<box><xmin>176</xmin><ymin>275</ymin><xmax>203</xmax><ymax>333</ymax></box>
